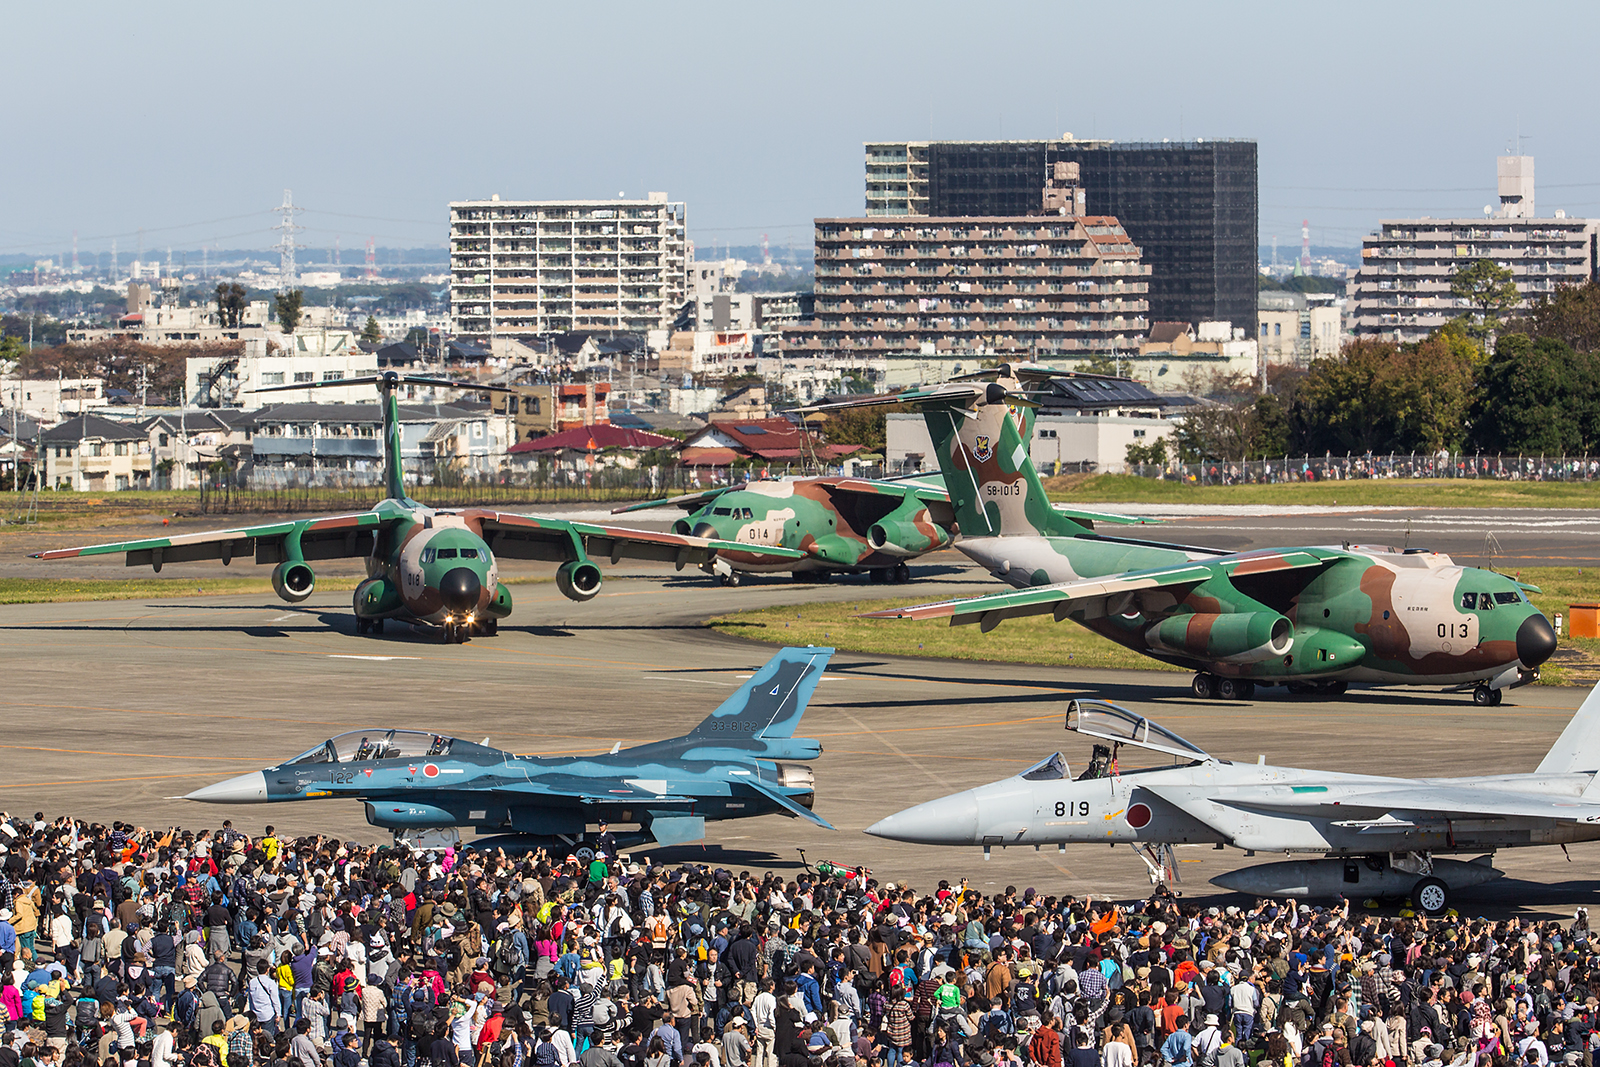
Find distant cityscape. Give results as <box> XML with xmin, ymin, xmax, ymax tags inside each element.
<box><xmin>1</xmin><ymin>132</ymin><xmax>1594</xmax><ymax>494</ymax></box>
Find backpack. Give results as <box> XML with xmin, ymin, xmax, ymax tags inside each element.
<box><xmin>190</xmin><ymin>1045</ymin><xmax>220</xmax><ymax>1067</ymax></box>
<box><xmin>496</xmin><ymin>935</ymin><xmax>526</xmax><ymax>974</ymax></box>
<box><xmin>409</xmin><ymin>993</ymin><xmax>438</xmax><ymax>1039</ymax></box>
<box><xmin>1320</xmin><ymin>1045</ymin><xmax>1335</xmax><ymax>1067</ymax></box>
<box><xmin>75</xmin><ymin>996</ymin><xmax>99</xmax><ymax>1029</ymax></box>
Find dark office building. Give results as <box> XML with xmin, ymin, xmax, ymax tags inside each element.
<box><xmin>865</xmin><ymin>139</ymin><xmax>1258</xmax><ymax>331</ymax></box>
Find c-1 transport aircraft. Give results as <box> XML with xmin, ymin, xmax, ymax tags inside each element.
<box><xmin>811</xmin><ymin>365</ymin><xmax>1557</xmax><ymax>703</ymax></box>
<box><xmin>33</xmin><ymin>372</ymin><xmax>801</xmax><ymax>642</ymax></box>
<box><xmin>868</xmin><ymin>690</ymin><xmax>1600</xmax><ymax>916</ymax></box>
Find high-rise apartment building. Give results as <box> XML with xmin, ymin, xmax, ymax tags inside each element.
<box><xmin>864</xmin><ymin>138</ymin><xmax>1258</xmax><ymax>331</ymax></box>
<box><xmin>782</xmin><ymin>215</ymin><xmax>1149</xmax><ymax>358</ymax></box>
<box><xmin>1348</xmin><ymin>157</ymin><xmax>1599</xmax><ymax>343</ymax></box>
<box><xmin>450</xmin><ymin>193</ymin><xmax>687</xmax><ymax>338</ymax></box>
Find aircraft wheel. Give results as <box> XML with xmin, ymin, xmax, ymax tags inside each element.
<box><xmin>791</xmin><ymin>572</ymin><xmax>807</xmax><ymax>583</ymax></box>
<box><xmin>726</xmin><ymin>571</ymin><xmax>742</xmax><ymax>588</ymax></box>
<box><xmin>356</xmin><ymin>618</ymin><xmax>370</xmax><ymax>635</ymax></box>
<box><xmin>373</xmin><ymin>620</ymin><xmax>384</xmax><ymax>634</ymax></box>
<box><xmin>484</xmin><ymin>618</ymin><xmax>498</xmax><ymax>636</ymax></box>
<box><xmin>1191</xmin><ymin>673</ymin><xmax>1215</xmax><ymax>699</ymax></box>
<box><xmin>1217</xmin><ymin>677</ymin><xmax>1241</xmax><ymax>700</ymax></box>
<box><xmin>1287</xmin><ymin>683</ymin><xmax>1314</xmax><ymax>695</ymax></box>
<box><xmin>574</xmin><ymin>845</ymin><xmax>596</xmax><ymax>864</ymax></box>
<box><xmin>1236</xmin><ymin>680</ymin><xmax>1255</xmax><ymax>699</ymax></box>
<box><xmin>1472</xmin><ymin>684</ymin><xmax>1495</xmax><ymax>706</ymax></box>
<box><xmin>1412</xmin><ymin>876</ymin><xmax>1450</xmax><ymax>917</ymax></box>
<box><xmin>894</xmin><ymin>562</ymin><xmax>911</xmax><ymax>583</ymax></box>
<box><xmin>869</xmin><ymin>568</ymin><xmax>887</xmax><ymax>584</ymax></box>
<box><xmin>1489</xmin><ymin>688</ymin><xmax>1503</xmax><ymax>706</ymax></box>
<box><xmin>1322</xmin><ymin>681</ymin><xmax>1347</xmax><ymax>696</ymax></box>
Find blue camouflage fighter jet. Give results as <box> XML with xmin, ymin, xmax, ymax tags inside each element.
<box><xmin>186</xmin><ymin>646</ymin><xmax>836</xmax><ymax>853</ymax></box>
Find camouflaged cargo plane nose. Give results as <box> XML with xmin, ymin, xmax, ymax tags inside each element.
<box><xmin>828</xmin><ymin>363</ymin><xmax>1555</xmax><ymax>705</ymax></box>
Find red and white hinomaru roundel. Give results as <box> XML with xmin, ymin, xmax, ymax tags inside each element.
<box><xmin>422</xmin><ymin>763</ymin><xmax>440</xmax><ymax>778</ymax></box>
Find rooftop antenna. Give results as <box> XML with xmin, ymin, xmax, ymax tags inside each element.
<box><xmin>274</xmin><ymin>189</ymin><xmax>304</xmax><ymax>293</ymax></box>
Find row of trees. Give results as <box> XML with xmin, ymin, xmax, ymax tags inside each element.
<box><xmin>1173</xmin><ymin>279</ymin><xmax>1600</xmax><ymax>462</ymax></box>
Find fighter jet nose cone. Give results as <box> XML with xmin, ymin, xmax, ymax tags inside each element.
<box><xmin>1518</xmin><ymin>612</ymin><xmax>1557</xmax><ymax>668</ymax></box>
<box><xmin>185</xmin><ymin>771</ymin><xmax>268</xmax><ymax>804</ymax></box>
<box><xmin>865</xmin><ymin>791</ymin><xmax>980</xmax><ymax>845</ymax></box>
<box><xmin>439</xmin><ymin>567</ymin><xmax>481</xmax><ymax>613</ymax></box>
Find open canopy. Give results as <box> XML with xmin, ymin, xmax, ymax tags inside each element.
<box><xmin>280</xmin><ymin>729</ymin><xmax>494</xmax><ymax>766</ymax></box>
<box><xmin>1065</xmin><ymin>699</ymin><xmax>1210</xmax><ymax>760</ymax></box>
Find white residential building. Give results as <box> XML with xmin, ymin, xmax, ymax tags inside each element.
<box><xmin>1349</xmin><ymin>156</ymin><xmax>1599</xmax><ymax>343</ymax></box>
<box><xmin>0</xmin><ymin>377</ymin><xmax>109</xmax><ymax>423</ymax></box>
<box><xmin>450</xmin><ymin>193</ymin><xmax>688</xmax><ymax>338</ymax></box>
<box><xmin>186</xmin><ymin>332</ymin><xmax>378</xmax><ymax>408</ymax></box>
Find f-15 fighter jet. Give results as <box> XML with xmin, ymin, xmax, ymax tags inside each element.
<box><xmin>868</xmin><ymin>687</ymin><xmax>1600</xmax><ymax>915</ymax></box>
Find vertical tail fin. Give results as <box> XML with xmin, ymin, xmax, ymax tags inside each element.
<box><xmin>381</xmin><ymin>386</ymin><xmax>406</xmax><ymax>501</ymax></box>
<box><xmin>1538</xmin><ymin>680</ymin><xmax>1600</xmax><ymax>778</ymax></box>
<box><xmin>923</xmin><ymin>384</ymin><xmax>1091</xmax><ymax>540</ymax></box>
<box><xmin>687</xmin><ymin>646</ymin><xmax>834</xmax><ymax>739</ymax></box>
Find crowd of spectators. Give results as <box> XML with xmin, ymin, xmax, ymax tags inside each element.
<box><xmin>1</xmin><ymin>813</ymin><xmax>1596</xmax><ymax>1067</ymax></box>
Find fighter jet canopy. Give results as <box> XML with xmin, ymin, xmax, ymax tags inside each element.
<box><xmin>278</xmin><ymin>729</ymin><xmax>497</xmax><ymax>767</ymax></box>
<box><xmin>1066</xmin><ymin>700</ymin><xmax>1210</xmax><ymax>761</ymax></box>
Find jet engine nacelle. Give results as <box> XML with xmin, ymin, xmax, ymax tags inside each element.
<box><xmin>867</xmin><ymin>506</ymin><xmax>953</xmax><ymax>557</ymax></box>
<box><xmin>556</xmin><ymin>559</ymin><xmax>603</xmax><ymax>602</ymax></box>
<box><xmin>272</xmin><ymin>560</ymin><xmax>317</xmax><ymax>603</ymax></box>
<box><xmin>364</xmin><ymin>801</ymin><xmax>460</xmax><ymax>829</ymax></box>
<box><xmin>1147</xmin><ymin>611</ymin><xmax>1292</xmax><ymax>663</ymax></box>
<box><xmin>353</xmin><ymin>577</ymin><xmax>403</xmax><ymax>618</ymax></box>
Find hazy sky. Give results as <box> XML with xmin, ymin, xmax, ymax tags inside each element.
<box><xmin>7</xmin><ymin>0</ymin><xmax>1598</xmax><ymax>260</ymax></box>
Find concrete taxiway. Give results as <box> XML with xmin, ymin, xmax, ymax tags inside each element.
<box><xmin>1</xmin><ymin>558</ymin><xmax>1596</xmax><ymax>918</ymax></box>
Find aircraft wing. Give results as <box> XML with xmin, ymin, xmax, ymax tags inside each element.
<box><xmin>1147</xmin><ymin>782</ymin><xmax>1600</xmax><ymax>829</ymax></box>
<box><xmin>857</xmin><ymin>551</ymin><xmax>1332</xmax><ymax>631</ymax></box>
<box><xmin>464</xmin><ymin>509</ymin><xmax>805</xmax><ymax>564</ymax></box>
<box><xmin>856</xmin><ymin>563</ymin><xmax>1217</xmax><ymax>631</ymax></box>
<box><xmin>31</xmin><ymin>511</ymin><xmax>396</xmax><ymax>569</ymax></box>
<box><xmin>609</xmin><ymin>486</ymin><xmax>737</xmax><ymax>515</ymax></box>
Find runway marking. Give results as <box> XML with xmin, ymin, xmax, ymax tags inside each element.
<box><xmin>328</xmin><ymin>654</ymin><xmax>420</xmax><ymax>661</ymax></box>
<box><xmin>270</xmin><ymin>614</ymin><xmax>299</xmax><ymax>622</ymax></box>
<box><xmin>0</xmin><ymin>743</ymin><xmax>244</xmax><ymax>761</ymax></box>
<box><xmin>837</xmin><ymin>709</ymin><xmax>950</xmax><ymax>790</ymax></box>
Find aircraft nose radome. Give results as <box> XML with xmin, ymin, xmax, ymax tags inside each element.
<box><xmin>185</xmin><ymin>771</ymin><xmax>268</xmax><ymax>804</ymax></box>
<box><xmin>1518</xmin><ymin>612</ymin><xmax>1557</xmax><ymax>668</ymax></box>
<box><xmin>439</xmin><ymin>567</ymin><xmax>481</xmax><ymax>613</ymax></box>
<box><xmin>865</xmin><ymin>791</ymin><xmax>979</xmax><ymax>845</ymax></box>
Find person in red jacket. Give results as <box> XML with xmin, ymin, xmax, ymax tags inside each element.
<box><xmin>1029</xmin><ymin>1016</ymin><xmax>1063</xmax><ymax>1067</ymax></box>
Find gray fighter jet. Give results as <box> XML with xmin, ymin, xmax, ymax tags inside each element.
<box><xmin>187</xmin><ymin>646</ymin><xmax>836</xmax><ymax>854</ymax></box>
<box><xmin>867</xmin><ymin>686</ymin><xmax>1600</xmax><ymax>915</ymax></box>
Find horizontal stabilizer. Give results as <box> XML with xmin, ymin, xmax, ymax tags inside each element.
<box><xmin>744</xmin><ymin>778</ymin><xmax>836</xmax><ymax>830</ymax></box>
<box><xmin>688</xmin><ymin>646</ymin><xmax>834</xmax><ymax>739</ymax></box>
<box><xmin>1207</xmin><ymin>783</ymin><xmax>1600</xmax><ymax>825</ymax></box>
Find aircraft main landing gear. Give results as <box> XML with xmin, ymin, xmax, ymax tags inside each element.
<box><xmin>1472</xmin><ymin>684</ymin><xmax>1503</xmax><ymax>706</ymax></box>
<box><xmin>893</xmin><ymin>562</ymin><xmax>911</xmax><ymax>583</ymax></box>
<box><xmin>1412</xmin><ymin>875</ymin><xmax>1450</xmax><ymax>916</ymax></box>
<box><xmin>717</xmin><ymin>571</ymin><xmax>743</xmax><ymax>588</ymax></box>
<box><xmin>355</xmin><ymin>618</ymin><xmax>386</xmax><ymax>635</ymax></box>
<box><xmin>1193</xmin><ymin>673</ymin><xmax>1253</xmax><ymax>700</ymax></box>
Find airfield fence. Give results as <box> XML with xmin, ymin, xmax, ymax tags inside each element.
<box><xmin>1124</xmin><ymin>453</ymin><xmax>1600</xmax><ymax>485</ymax></box>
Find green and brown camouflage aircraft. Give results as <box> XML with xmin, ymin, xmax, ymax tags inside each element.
<box><xmin>32</xmin><ymin>372</ymin><xmax>798</xmax><ymax>642</ymax></box>
<box><xmin>612</xmin><ymin>474</ymin><xmax>957</xmax><ymax>585</ymax></box>
<box><xmin>813</xmin><ymin>366</ymin><xmax>1557</xmax><ymax>703</ymax></box>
